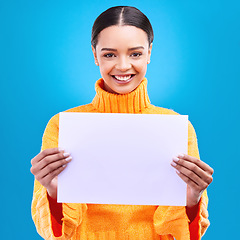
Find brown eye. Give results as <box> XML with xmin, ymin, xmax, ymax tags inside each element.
<box><xmin>104</xmin><ymin>53</ymin><xmax>115</xmax><ymax>58</ymax></box>
<box><xmin>130</xmin><ymin>52</ymin><xmax>142</xmax><ymax>58</ymax></box>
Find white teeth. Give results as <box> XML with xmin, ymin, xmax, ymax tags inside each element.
<box><xmin>114</xmin><ymin>75</ymin><xmax>132</xmax><ymax>81</ymax></box>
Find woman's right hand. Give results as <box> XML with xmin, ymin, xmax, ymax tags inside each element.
<box><xmin>30</xmin><ymin>148</ymin><xmax>72</xmax><ymax>200</ymax></box>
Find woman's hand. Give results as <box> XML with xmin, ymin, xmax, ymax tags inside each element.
<box><xmin>171</xmin><ymin>154</ymin><xmax>214</xmax><ymax>208</ymax></box>
<box><xmin>30</xmin><ymin>148</ymin><xmax>72</xmax><ymax>200</ymax></box>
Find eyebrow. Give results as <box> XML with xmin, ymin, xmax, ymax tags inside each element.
<box><xmin>101</xmin><ymin>46</ymin><xmax>145</xmax><ymax>51</ymax></box>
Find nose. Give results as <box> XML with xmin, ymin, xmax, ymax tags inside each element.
<box><xmin>115</xmin><ymin>56</ymin><xmax>131</xmax><ymax>71</ymax></box>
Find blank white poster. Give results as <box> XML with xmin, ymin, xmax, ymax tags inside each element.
<box><xmin>58</xmin><ymin>112</ymin><xmax>188</xmax><ymax>206</ymax></box>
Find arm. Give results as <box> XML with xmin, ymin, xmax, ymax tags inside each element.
<box><xmin>154</xmin><ymin>122</ymin><xmax>213</xmax><ymax>240</ymax></box>
<box><xmin>171</xmin><ymin>122</ymin><xmax>213</xmax><ymax>239</ymax></box>
<box><xmin>31</xmin><ymin>114</ymin><xmax>87</xmax><ymax>240</ymax></box>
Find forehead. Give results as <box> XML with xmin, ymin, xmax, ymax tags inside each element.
<box><xmin>96</xmin><ymin>25</ymin><xmax>148</xmax><ymax>49</ymax></box>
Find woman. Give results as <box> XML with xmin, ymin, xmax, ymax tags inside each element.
<box><xmin>31</xmin><ymin>6</ymin><xmax>213</xmax><ymax>240</ymax></box>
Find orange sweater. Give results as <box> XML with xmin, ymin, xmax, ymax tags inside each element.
<box><xmin>31</xmin><ymin>78</ymin><xmax>210</xmax><ymax>240</ymax></box>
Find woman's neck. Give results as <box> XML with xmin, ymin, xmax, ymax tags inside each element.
<box><xmin>92</xmin><ymin>78</ymin><xmax>151</xmax><ymax>113</ymax></box>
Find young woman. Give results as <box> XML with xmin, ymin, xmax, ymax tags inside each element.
<box><xmin>31</xmin><ymin>6</ymin><xmax>213</xmax><ymax>240</ymax></box>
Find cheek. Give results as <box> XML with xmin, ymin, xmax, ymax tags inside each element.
<box><xmin>133</xmin><ymin>60</ymin><xmax>148</xmax><ymax>73</ymax></box>
<box><xmin>99</xmin><ymin>61</ymin><xmax>113</xmax><ymax>76</ymax></box>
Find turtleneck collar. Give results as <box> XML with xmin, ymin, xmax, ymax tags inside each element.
<box><xmin>92</xmin><ymin>78</ymin><xmax>151</xmax><ymax>113</ymax></box>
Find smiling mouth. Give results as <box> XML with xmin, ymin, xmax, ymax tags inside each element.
<box><xmin>112</xmin><ymin>74</ymin><xmax>135</xmax><ymax>82</ymax></box>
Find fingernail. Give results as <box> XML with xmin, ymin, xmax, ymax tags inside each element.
<box><xmin>171</xmin><ymin>161</ymin><xmax>177</xmax><ymax>167</ymax></box>
<box><xmin>62</xmin><ymin>164</ymin><xmax>66</xmax><ymax>168</ymax></box>
<box><xmin>176</xmin><ymin>169</ymin><xmax>180</xmax><ymax>174</ymax></box>
<box><xmin>172</xmin><ymin>156</ymin><xmax>179</xmax><ymax>162</ymax></box>
<box><xmin>65</xmin><ymin>156</ymin><xmax>72</xmax><ymax>162</ymax></box>
<box><xmin>63</xmin><ymin>152</ymin><xmax>70</xmax><ymax>157</ymax></box>
<box><xmin>58</xmin><ymin>147</ymin><xmax>64</xmax><ymax>152</ymax></box>
<box><xmin>178</xmin><ymin>153</ymin><xmax>184</xmax><ymax>158</ymax></box>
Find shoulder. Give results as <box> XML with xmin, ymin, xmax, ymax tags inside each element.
<box><xmin>46</xmin><ymin>103</ymin><xmax>96</xmax><ymax>126</ymax></box>
<box><xmin>146</xmin><ymin>104</ymin><xmax>180</xmax><ymax>115</ymax></box>
<box><xmin>64</xmin><ymin>103</ymin><xmax>96</xmax><ymax>113</ymax></box>
<box><xmin>147</xmin><ymin>104</ymin><xmax>197</xmax><ymax>136</ymax></box>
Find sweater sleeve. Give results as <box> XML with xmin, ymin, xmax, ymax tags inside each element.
<box><xmin>31</xmin><ymin>114</ymin><xmax>87</xmax><ymax>240</ymax></box>
<box><xmin>153</xmin><ymin>121</ymin><xmax>210</xmax><ymax>240</ymax></box>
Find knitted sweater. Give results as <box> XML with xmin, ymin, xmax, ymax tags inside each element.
<box><xmin>31</xmin><ymin>78</ymin><xmax>210</xmax><ymax>240</ymax></box>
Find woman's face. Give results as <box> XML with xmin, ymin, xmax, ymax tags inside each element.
<box><xmin>92</xmin><ymin>25</ymin><xmax>152</xmax><ymax>94</ymax></box>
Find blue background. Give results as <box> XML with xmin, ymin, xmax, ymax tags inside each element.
<box><xmin>1</xmin><ymin>0</ymin><xmax>239</xmax><ymax>239</ymax></box>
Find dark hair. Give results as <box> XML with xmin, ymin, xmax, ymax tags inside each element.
<box><xmin>91</xmin><ymin>6</ymin><xmax>154</xmax><ymax>49</ymax></box>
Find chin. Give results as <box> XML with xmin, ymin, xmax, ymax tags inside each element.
<box><xmin>103</xmin><ymin>77</ymin><xmax>142</xmax><ymax>95</ymax></box>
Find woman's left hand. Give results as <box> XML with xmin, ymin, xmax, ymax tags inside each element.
<box><xmin>171</xmin><ymin>154</ymin><xmax>214</xmax><ymax>207</ymax></box>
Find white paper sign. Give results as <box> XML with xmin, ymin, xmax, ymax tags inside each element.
<box><xmin>58</xmin><ymin>112</ymin><xmax>188</xmax><ymax>206</ymax></box>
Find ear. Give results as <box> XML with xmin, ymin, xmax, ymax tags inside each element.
<box><xmin>147</xmin><ymin>43</ymin><xmax>153</xmax><ymax>64</ymax></box>
<box><xmin>92</xmin><ymin>45</ymin><xmax>99</xmax><ymax>66</ymax></box>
